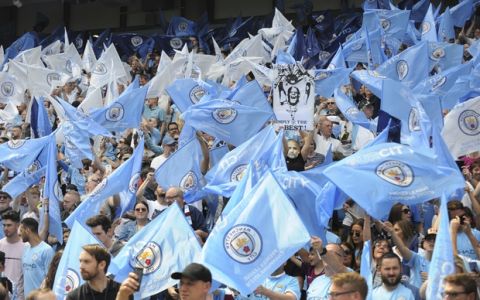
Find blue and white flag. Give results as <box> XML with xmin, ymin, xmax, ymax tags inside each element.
<box><xmin>2</xmin><ymin>32</ymin><xmax>37</xmax><ymax>67</ymax></box>
<box><xmin>327</xmin><ymin>46</ymin><xmax>346</xmax><ymax>70</ymax></box>
<box><xmin>334</xmin><ymin>86</ymin><xmax>376</xmax><ymax>131</ymax></box>
<box><xmin>167</xmin><ymin>16</ymin><xmax>198</xmax><ymax>37</ymax></box>
<box><xmin>413</xmin><ymin>61</ymin><xmax>473</xmax><ymax>96</ymax></box>
<box><xmin>53</xmin><ymin>221</ymin><xmax>101</xmax><ymax>299</ymax></box>
<box><xmin>441</xmin><ymin>96</ymin><xmax>480</xmax><ymax>159</ymax></box>
<box><xmin>323</xmin><ymin>143</ymin><xmax>463</xmax><ymax>219</ymax></box>
<box><xmin>437</xmin><ymin>7</ymin><xmax>455</xmax><ymax>42</ymax></box>
<box><xmin>227</xmin><ymin>80</ymin><xmax>273</xmax><ymax>114</ymax></box>
<box><xmin>201</xmin><ymin>170</ymin><xmax>310</xmax><ymax>295</ymax></box>
<box><xmin>209</xmin><ymin>141</ymin><xmax>229</xmax><ymax>168</ymax></box>
<box><xmin>420</xmin><ymin>4</ymin><xmax>438</xmax><ymax>42</ymax></box>
<box><xmin>350</xmin><ymin>70</ymin><xmax>385</xmax><ymax>98</ymax></box>
<box><xmin>0</xmin><ymin>71</ymin><xmax>26</xmax><ymax>105</ymax></box>
<box><xmin>166</xmin><ymin>78</ymin><xmax>215</xmax><ymax>113</ymax></box>
<box><xmin>182</xmin><ymin>99</ymin><xmax>273</xmax><ymax>147</ymax></box>
<box><xmin>64</xmin><ymin>138</ymin><xmax>145</xmax><ymax>228</ymax></box>
<box><xmin>0</xmin><ymin>135</ymin><xmax>50</xmax><ymax>172</ymax></box>
<box><xmin>30</xmin><ymin>97</ymin><xmax>52</xmax><ymax>138</ymax></box>
<box><xmin>91</xmin><ymin>80</ymin><xmax>147</xmax><ymax>132</ymax></box>
<box><xmin>109</xmin><ymin>203</ymin><xmax>201</xmax><ymax>299</ymax></box>
<box><xmin>376</xmin><ymin>42</ymin><xmax>429</xmax><ymax>88</ymax></box>
<box><xmin>154</xmin><ymin>138</ymin><xmax>205</xmax><ymax>203</ymax></box>
<box><xmin>204</xmin><ymin>126</ymin><xmax>277</xmax><ymax>197</ymax></box>
<box><xmin>41</xmin><ymin>134</ymin><xmax>63</xmax><ymax>244</ymax></box>
<box><xmin>426</xmin><ymin>194</ymin><xmax>455</xmax><ymax>300</ymax></box>
<box><xmin>314</xmin><ymin>68</ymin><xmax>353</xmax><ymax>97</ymax></box>
<box><xmin>360</xmin><ymin>240</ymin><xmax>373</xmax><ymax>300</ymax></box>
<box><xmin>449</xmin><ymin>0</ymin><xmax>474</xmax><ymax>28</ymax></box>
<box><xmin>428</xmin><ymin>42</ymin><xmax>464</xmax><ymax>72</ymax></box>
<box><xmin>364</xmin><ymin>9</ymin><xmax>410</xmax><ymax>40</ymax></box>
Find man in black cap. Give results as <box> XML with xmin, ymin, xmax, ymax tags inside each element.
<box><xmin>116</xmin><ymin>263</ymin><xmax>212</xmax><ymax>300</ymax></box>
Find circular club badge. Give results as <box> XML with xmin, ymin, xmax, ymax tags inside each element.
<box><xmin>375</xmin><ymin>160</ymin><xmax>414</xmax><ymax>187</ymax></box>
<box><xmin>130</xmin><ymin>242</ymin><xmax>162</xmax><ymax>274</ymax></box>
<box><xmin>224</xmin><ymin>224</ymin><xmax>262</xmax><ymax>264</ymax></box>
<box><xmin>64</xmin><ymin>269</ymin><xmax>81</xmax><ymax>293</ymax></box>
<box><xmin>458</xmin><ymin>110</ymin><xmax>480</xmax><ymax>136</ymax></box>
<box><xmin>230</xmin><ymin>164</ymin><xmax>247</xmax><ymax>182</ymax></box>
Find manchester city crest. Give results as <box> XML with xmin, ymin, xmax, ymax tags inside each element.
<box><xmin>212</xmin><ymin>108</ymin><xmax>237</xmax><ymax>124</ymax></box>
<box><xmin>314</xmin><ymin>71</ymin><xmax>330</xmax><ymax>81</ymax></box>
<box><xmin>458</xmin><ymin>110</ymin><xmax>480</xmax><ymax>136</ymax></box>
<box><xmin>1</xmin><ymin>82</ymin><xmax>14</xmax><ymax>97</ymax></box>
<box><xmin>65</xmin><ymin>59</ymin><xmax>73</xmax><ymax>73</ymax></box>
<box><xmin>351</xmin><ymin>41</ymin><xmax>363</xmax><ymax>51</ymax></box>
<box><xmin>130</xmin><ymin>242</ymin><xmax>162</xmax><ymax>274</ymax></box>
<box><xmin>65</xmin><ymin>269</ymin><xmax>80</xmax><ymax>293</ymax></box>
<box><xmin>93</xmin><ymin>63</ymin><xmax>107</xmax><ymax>75</ymax></box>
<box><xmin>189</xmin><ymin>85</ymin><xmax>206</xmax><ymax>104</ymax></box>
<box><xmin>105</xmin><ymin>103</ymin><xmax>125</xmax><ymax>122</ymax></box>
<box><xmin>27</xmin><ymin>160</ymin><xmax>42</xmax><ymax>174</ymax></box>
<box><xmin>380</xmin><ymin>18</ymin><xmax>391</xmax><ymax>31</ymax></box>
<box><xmin>421</xmin><ymin>22</ymin><xmax>431</xmax><ymax>34</ymax></box>
<box><xmin>7</xmin><ymin>139</ymin><xmax>25</xmax><ymax>149</ymax></box>
<box><xmin>230</xmin><ymin>164</ymin><xmax>247</xmax><ymax>182</ymax></box>
<box><xmin>346</xmin><ymin>107</ymin><xmax>360</xmax><ymax>117</ymax></box>
<box><xmin>430</xmin><ymin>47</ymin><xmax>445</xmax><ymax>61</ymax></box>
<box><xmin>170</xmin><ymin>38</ymin><xmax>183</xmax><ymax>49</ymax></box>
<box><xmin>129</xmin><ymin>173</ymin><xmax>141</xmax><ymax>193</ymax></box>
<box><xmin>376</xmin><ymin>160</ymin><xmax>414</xmax><ymax>187</ymax></box>
<box><xmin>315</xmin><ymin>14</ymin><xmax>325</xmax><ymax>23</ymax></box>
<box><xmin>224</xmin><ymin>224</ymin><xmax>262</xmax><ymax>264</ymax></box>
<box><xmin>75</xmin><ymin>37</ymin><xmax>83</xmax><ymax>49</ymax></box>
<box><xmin>131</xmin><ymin>36</ymin><xmax>143</xmax><ymax>47</ymax></box>
<box><xmin>396</xmin><ymin>60</ymin><xmax>408</xmax><ymax>81</ymax></box>
<box><xmin>431</xmin><ymin>76</ymin><xmax>446</xmax><ymax>91</ymax></box>
<box><xmin>180</xmin><ymin>171</ymin><xmax>198</xmax><ymax>191</ymax></box>
<box><xmin>46</xmin><ymin>73</ymin><xmax>61</xmax><ymax>86</ymax></box>
<box><xmin>408</xmin><ymin>108</ymin><xmax>420</xmax><ymax>132</ymax></box>
<box><xmin>319</xmin><ymin>51</ymin><xmax>331</xmax><ymax>60</ymax></box>
<box><xmin>178</xmin><ymin>22</ymin><xmax>189</xmax><ymax>32</ymax></box>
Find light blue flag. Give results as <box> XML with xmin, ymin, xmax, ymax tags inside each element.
<box><xmin>178</xmin><ymin>123</ymin><xmax>196</xmax><ymax>148</ymax></box>
<box><xmin>323</xmin><ymin>142</ymin><xmax>464</xmax><ymax>219</ymax></box>
<box><xmin>30</xmin><ymin>97</ymin><xmax>52</xmax><ymax>138</ymax></box>
<box><xmin>200</xmin><ymin>170</ymin><xmax>310</xmax><ymax>295</ymax></box>
<box><xmin>420</xmin><ymin>4</ymin><xmax>437</xmax><ymax>42</ymax></box>
<box><xmin>334</xmin><ymin>86</ymin><xmax>376</xmax><ymax>131</ymax></box>
<box><xmin>467</xmin><ymin>38</ymin><xmax>480</xmax><ymax>58</ymax></box>
<box><xmin>360</xmin><ymin>240</ymin><xmax>373</xmax><ymax>300</ymax></box>
<box><xmin>327</xmin><ymin>46</ymin><xmax>346</xmax><ymax>69</ymax></box>
<box><xmin>413</xmin><ymin>61</ymin><xmax>473</xmax><ymax>97</ymax></box>
<box><xmin>350</xmin><ymin>70</ymin><xmax>384</xmax><ymax>98</ymax></box>
<box><xmin>437</xmin><ymin>7</ymin><xmax>455</xmax><ymax>42</ymax></box>
<box><xmin>181</xmin><ymin>99</ymin><xmax>273</xmax><ymax>147</ymax></box>
<box><xmin>342</xmin><ymin>32</ymin><xmax>367</xmax><ymax>64</ymax></box>
<box><xmin>41</xmin><ymin>134</ymin><xmax>63</xmax><ymax>244</ymax></box>
<box><xmin>0</xmin><ymin>135</ymin><xmax>50</xmax><ymax>172</ymax></box>
<box><xmin>441</xmin><ymin>74</ymin><xmax>480</xmax><ymax>110</ymax></box>
<box><xmin>426</xmin><ymin>195</ymin><xmax>455</xmax><ymax>300</ymax></box>
<box><xmin>314</xmin><ymin>68</ymin><xmax>353</xmax><ymax>97</ymax></box>
<box><xmin>109</xmin><ymin>203</ymin><xmax>202</xmax><ymax>299</ymax></box>
<box><xmin>364</xmin><ymin>24</ymin><xmax>385</xmax><ymax>69</ymax></box>
<box><xmin>209</xmin><ymin>140</ymin><xmax>229</xmax><ymax>168</ymax></box>
<box><xmin>428</xmin><ymin>42</ymin><xmax>464</xmax><ymax>72</ymax></box>
<box><xmin>91</xmin><ymin>80</ymin><xmax>148</xmax><ymax>132</ymax></box>
<box><xmin>417</xmin><ymin>93</ymin><xmax>443</xmax><ymax>131</ymax></box>
<box><xmin>154</xmin><ymin>138</ymin><xmax>205</xmax><ymax>203</ymax></box>
<box><xmin>117</xmin><ymin>137</ymin><xmax>144</xmax><ymax>216</ymax></box>
<box><xmin>449</xmin><ymin>0</ymin><xmax>474</xmax><ymax>27</ymax></box>
<box><xmin>276</xmin><ymin>50</ymin><xmax>296</xmax><ymax>65</ymax></box>
<box><xmin>204</xmin><ymin>126</ymin><xmax>277</xmax><ymax>197</ymax></box>
<box><xmin>227</xmin><ymin>80</ymin><xmax>273</xmax><ymax>114</ymax></box>
<box><xmin>364</xmin><ymin>10</ymin><xmax>410</xmax><ymax>40</ymax></box>
<box><xmin>404</xmin><ymin>21</ymin><xmax>420</xmax><ymax>46</ymax></box>
<box><xmin>64</xmin><ymin>139</ymin><xmax>145</xmax><ymax>228</ymax></box>
<box><xmin>364</xmin><ymin>121</ymin><xmax>390</xmax><ymax>148</ymax></box>
<box><xmin>166</xmin><ymin>78</ymin><xmax>215</xmax><ymax>113</ymax></box>
<box><xmin>53</xmin><ymin>221</ymin><xmax>101</xmax><ymax>299</ymax></box>
<box><xmin>376</xmin><ymin>42</ymin><xmax>429</xmax><ymax>88</ymax></box>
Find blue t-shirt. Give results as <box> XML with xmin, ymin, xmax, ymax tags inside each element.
<box><xmin>23</xmin><ymin>241</ymin><xmax>55</xmax><ymax>296</ymax></box>
<box><xmin>405</xmin><ymin>251</ymin><xmax>430</xmax><ymax>288</ymax></box>
<box><xmin>307</xmin><ymin>268</ymin><xmax>353</xmax><ymax>300</ymax></box>
<box><xmin>246</xmin><ymin>272</ymin><xmax>300</xmax><ymax>300</ymax></box>
<box><xmin>143</xmin><ymin>105</ymin><xmax>165</xmax><ymax>122</ymax></box>
<box><xmin>372</xmin><ymin>283</ymin><xmax>415</xmax><ymax>300</ymax></box>
<box><xmin>456</xmin><ymin>229</ymin><xmax>480</xmax><ymax>260</ymax></box>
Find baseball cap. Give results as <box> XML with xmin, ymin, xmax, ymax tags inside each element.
<box><xmin>171</xmin><ymin>263</ymin><xmax>212</xmax><ymax>282</ymax></box>
<box><xmin>163</xmin><ymin>135</ymin><xmax>177</xmax><ymax>146</ymax></box>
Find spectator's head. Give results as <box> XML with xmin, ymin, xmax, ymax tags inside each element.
<box><xmin>421</xmin><ymin>233</ymin><xmax>436</xmax><ymax>253</ymax></box>
<box><xmin>318</xmin><ymin>118</ymin><xmax>333</xmax><ymax>137</ymax></box>
<box><xmin>165</xmin><ymin>187</ymin><xmax>184</xmax><ymax>208</ymax></box>
<box><xmin>85</xmin><ymin>215</ymin><xmax>113</xmax><ymax>247</ymax></box>
<box><xmin>448</xmin><ymin>200</ymin><xmax>465</xmax><ymax>220</ymax></box>
<box><xmin>349</xmin><ymin>219</ymin><xmax>364</xmax><ymax>247</ymax></box>
<box><xmin>162</xmin><ymin>135</ymin><xmax>178</xmax><ymax>153</ymax></box>
<box><xmin>393</xmin><ymin>219</ymin><xmax>415</xmax><ymax>243</ymax></box>
<box><xmin>0</xmin><ymin>192</ymin><xmax>12</xmax><ymax>212</ymax></box>
<box><xmin>461</xmin><ymin>207</ymin><xmax>476</xmax><ymax>229</ymax></box>
<box><xmin>340</xmin><ymin>242</ymin><xmax>355</xmax><ymax>269</ymax></box>
<box><xmin>134</xmin><ymin>201</ymin><xmax>149</xmax><ymax>221</ymax></box>
<box><xmin>378</xmin><ymin>252</ymin><xmax>402</xmax><ymax>288</ymax></box>
<box><xmin>325</xmin><ymin>243</ymin><xmax>346</xmax><ymax>275</ymax></box>
<box><xmin>146</xmin><ymin>97</ymin><xmax>159</xmax><ymax>108</ymax></box>
<box><xmin>26</xmin><ymin>288</ymin><xmax>56</xmax><ymax>300</ymax></box>
<box><xmin>19</xmin><ymin>218</ymin><xmax>39</xmax><ymax>243</ymax></box>
<box><xmin>1</xmin><ymin>210</ymin><xmax>20</xmax><ymax>239</ymax></box>
<box><xmin>11</xmin><ymin>125</ymin><xmax>22</xmax><ymax>139</ymax></box>
<box><xmin>372</xmin><ymin>239</ymin><xmax>391</xmax><ymax>261</ymax></box>
<box><xmin>286</xmin><ymin>139</ymin><xmax>301</xmax><ymax>159</ymax></box>
<box><xmin>442</xmin><ymin>273</ymin><xmax>477</xmax><ymax>300</ymax></box>
<box><xmin>167</xmin><ymin>122</ymin><xmax>180</xmax><ymax>137</ymax></box>
<box><xmin>171</xmin><ymin>263</ymin><xmax>212</xmax><ymax>300</ymax></box>
<box><xmin>329</xmin><ymin>272</ymin><xmax>368</xmax><ymax>300</ymax></box>
<box><xmin>62</xmin><ymin>190</ymin><xmax>80</xmax><ymax>213</ymax></box>
<box><xmin>79</xmin><ymin>244</ymin><xmax>111</xmax><ymax>281</ymax></box>
<box><xmin>85</xmin><ymin>174</ymin><xmax>103</xmax><ymax>194</ymax></box>
<box><xmin>388</xmin><ymin>203</ymin><xmax>412</xmax><ymax>224</ymax></box>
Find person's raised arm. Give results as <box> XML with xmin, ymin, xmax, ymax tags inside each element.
<box><xmin>382</xmin><ymin>221</ymin><xmax>413</xmax><ymax>262</ymax></box>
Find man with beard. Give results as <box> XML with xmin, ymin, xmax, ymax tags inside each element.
<box><xmin>66</xmin><ymin>244</ymin><xmax>129</xmax><ymax>300</ymax></box>
<box><xmin>0</xmin><ymin>211</ymin><xmax>24</xmax><ymax>299</ymax></box>
<box><xmin>372</xmin><ymin>252</ymin><xmax>415</xmax><ymax>300</ymax></box>
<box><xmin>19</xmin><ymin>218</ymin><xmax>54</xmax><ymax>297</ymax></box>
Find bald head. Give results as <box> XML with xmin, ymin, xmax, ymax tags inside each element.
<box><xmin>165</xmin><ymin>187</ymin><xmax>184</xmax><ymax>207</ymax></box>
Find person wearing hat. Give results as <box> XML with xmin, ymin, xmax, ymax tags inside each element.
<box><xmin>115</xmin><ymin>263</ymin><xmax>212</xmax><ymax>300</ymax></box>
<box><xmin>150</xmin><ymin>135</ymin><xmax>177</xmax><ymax>170</ymax></box>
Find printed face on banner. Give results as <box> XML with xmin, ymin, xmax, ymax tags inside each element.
<box><xmin>273</xmin><ymin>64</ymin><xmax>315</xmax><ymax>130</ymax></box>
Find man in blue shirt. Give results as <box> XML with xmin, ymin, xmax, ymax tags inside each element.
<box><xmin>143</xmin><ymin>97</ymin><xmax>166</xmax><ymax>127</ymax></box>
<box><xmin>372</xmin><ymin>253</ymin><xmax>415</xmax><ymax>300</ymax></box>
<box><xmin>247</xmin><ymin>262</ymin><xmax>300</xmax><ymax>300</ymax></box>
<box><xmin>19</xmin><ymin>218</ymin><xmax>54</xmax><ymax>297</ymax></box>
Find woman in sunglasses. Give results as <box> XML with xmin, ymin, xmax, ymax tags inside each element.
<box><xmin>115</xmin><ymin>201</ymin><xmax>150</xmax><ymax>242</ymax></box>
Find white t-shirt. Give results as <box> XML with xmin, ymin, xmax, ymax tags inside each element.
<box><xmin>150</xmin><ymin>155</ymin><xmax>168</xmax><ymax>170</ymax></box>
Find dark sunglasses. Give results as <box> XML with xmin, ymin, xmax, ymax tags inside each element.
<box><xmin>402</xmin><ymin>208</ymin><xmax>411</xmax><ymax>214</ymax></box>
<box><xmin>135</xmin><ymin>208</ymin><xmax>147</xmax><ymax>212</ymax></box>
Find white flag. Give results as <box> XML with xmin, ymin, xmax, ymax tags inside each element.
<box><xmin>90</xmin><ymin>44</ymin><xmax>126</xmax><ymax>88</ymax></box>
<box><xmin>82</xmin><ymin>39</ymin><xmax>97</xmax><ymax>73</ymax></box>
